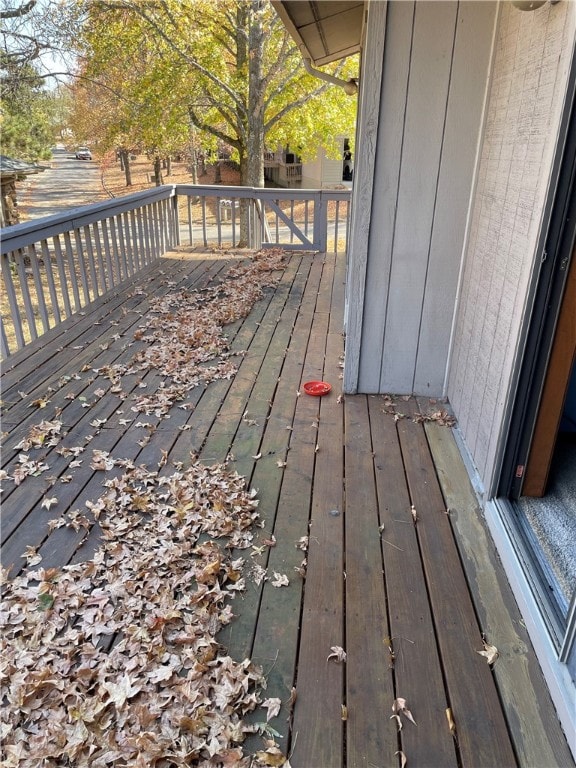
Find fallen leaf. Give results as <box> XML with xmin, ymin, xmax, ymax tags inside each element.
<box><xmin>254</xmin><ymin>747</ymin><xmax>286</xmax><ymax>766</ymax></box>
<box><xmin>395</xmin><ymin>750</ymin><xmax>408</xmax><ymax>767</ymax></box>
<box><xmin>327</xmin><ymin>646</ymin><xmax>346</xmax><ymax>663</ymax></box>
<box><xmin>392</xmin><ymin>697</ymin><xmax>417</xmax><ymax>726</ymax></box>
<box><xmin>262</xmin><ymin>697</ymin><xmax>282</xmax><ymax>721</ymax></box>
<box><xmin>341</xmin><ymin>704</ymin><xmax>348</xmax><ymax>721</ymax></box>
<box><xmin>446</xmin><ymin>707</ymin><xmax>456</xmax><ymax>736</ymax></box>
<box><xmin>41</xmin><ymin>497</ymin><xmax>58</xmax><ymax>510</ymax></box>
<box><xmin>271</xmin><ymin>572</ymin><xmax>289</xmax><ymax>587</ymax></box>
<box><xmin>30</xmin><ymin>397</ymin><xmax>50</xmax><ymax>409</ymax></box>
<box><xmin>477</xmin><ymin>640</ymin><xmax>499</xmax><ymax>665</ymax></box>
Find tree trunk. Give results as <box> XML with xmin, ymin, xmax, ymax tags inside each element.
<box><xmin>119</xmin><ymin>148</ymin><xmax>132</xmax><ymax>186</ymax></box>
<box><xmin>237</xmin><ymin>1</ymin><xmax>266</xmax><ymax>247</ymax></box>
<box><xmin>190</xmin><ymin>150</ymin><xmax>198</xmax><ymax>184</ymax></box>
<box><xmin>153</xmin><ymin>156</ymin><xmax>163</xmax><ymax>186</ymax></box>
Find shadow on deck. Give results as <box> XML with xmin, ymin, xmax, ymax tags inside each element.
<box><xmin>1</xmin><ymin>248</ymin><xmax>572</xmax><ymax>767</ymax></box>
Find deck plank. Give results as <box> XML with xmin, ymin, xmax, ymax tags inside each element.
<box><xmin>368</xmin><ymin>396</ymin><xmax>459</xmax><ymax>767</ymax></box>
<box><xmin>344</xmin><ymin>395</ymin><xmax>397</xmax><ymax>768</ymax></box>
<box><xmin>398</xmin><ymin>400</ymin><xmax>517</xmax><ymax>767</ymax></box>
<box><xmin>290</xmin><ymin>252</ymin><xmax>345</xmax><ymax>768</ymax></box>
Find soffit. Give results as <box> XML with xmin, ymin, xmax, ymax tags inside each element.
<box><xmin>271</xmin><ymin>1</ymin><xmax>365</xmax><ymax>65</ymax></box>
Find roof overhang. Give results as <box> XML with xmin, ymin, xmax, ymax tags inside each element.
<box><xmin>0</xmin><ymin>155</ymin><xmax>47</xmax><ymax>180</ymax></box>
<box><xmin>271</xmin><ymin>1</ymin><xmax>365</xmax><ymax>66</ymax></box>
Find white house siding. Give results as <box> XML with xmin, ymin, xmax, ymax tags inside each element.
<box><xmin>300</xmin><ymin>155</ymin><xmax>323</xmax><ymax>189</ymax></box>
<box><xmin>349</xmin><ymin>0</ymin><xmax>497</xmax><ymax>394</ymax></box>
<box><xmin>447</xmin><ymin>1</ymin><xmax>576</xmax><ymax>492</ymax></box>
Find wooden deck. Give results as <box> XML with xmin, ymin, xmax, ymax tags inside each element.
<box><xmin>1</xmin><ymin>249</ymin><xmax>573</xmax><ymax>768</ymax></box>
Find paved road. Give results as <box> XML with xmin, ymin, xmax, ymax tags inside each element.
<box><xmin>18</xmin><ymin>148</ymin><xmax>108</xmax><ymax>222</ymax></box>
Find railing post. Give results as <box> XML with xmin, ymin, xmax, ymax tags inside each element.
<box><xmin>313</xmin><ymin>192</ymin><xmax>328</xmax><ymax>252</ymax></box>
<box><xmin>171</xmin><ymin>190</ymin><xmax>181</xmax><ymax>247</ymax></box>
<box><xmin>252</xmin><ymin>198</ymin><xmax>265</xmax><ymax>250</ymax></box>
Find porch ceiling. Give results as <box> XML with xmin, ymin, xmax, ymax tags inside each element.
<box><xmin>271</xmin><ymin>0</ymin><xmax>365</xmax><ymax>65</ymax></box>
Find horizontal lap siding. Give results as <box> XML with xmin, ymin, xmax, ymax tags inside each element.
<box><xmin>447</xmin><ymin>1</ymin><xmax>576</xmax><ymax>491</ymax></box>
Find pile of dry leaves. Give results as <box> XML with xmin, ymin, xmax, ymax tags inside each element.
<box><xmin>1</xmin><ymin>249</ymin><xmax>294</xmax><ymax>767</ymax></box>
<box><xmin>96</xmin><ymin>248</ymin><xmax>288</xmax><ymax>418</ymax></box>
<box><xmin>1</xmin><ymin>459</ymin><xmax>267</xmax><ymax>766</ymax></box>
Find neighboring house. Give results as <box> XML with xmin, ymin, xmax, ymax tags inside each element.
<box><xmin>274</xmin><ymin>0</ymin><xmax>576</xmax><ymax>756</ymax></box>
<box><xmin>265</xmin><ymin>137</ymin><xmax>353</xmax><ymax>189</ymax></box>
<box><xmin>0</xmin><ymin>155</ymin><xmax>47</xmax><ymax>227</ymax></box>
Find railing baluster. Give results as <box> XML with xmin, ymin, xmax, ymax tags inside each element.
<box><xmin>231</xmin><ymin>199</ymin><xmax>237</xmax><ymax>246</ymax></box>
<box><xmin>63</xmin><ymin>231</ymin><xmax>82</xmax><ymax>311</ymax></box>
<box><xmin>114</xmin><ymin>215</ymin><xmax>128</xmax><ymax>277</ymax></box>
<box><xmin>82</xmin><ymin>225</ymin><xmax>100</xmax><ymax>299</ymax></box>
<box><xmin>1</xmin><ymin>317</ymin><xmax>10</xmax><ymax>359</ymax></box>
<box><xmin>216</xmin><ymin>197</ymin><xmax>223</xmax><ymax>246</ymax></box>
<box><xmin>186</xmin><ymin>196</ymin><xmax>194</xmax><ymax>247</ymax></box>
<box><xmin>52</xmin><ymin>235</ymin><xmax>72</xmax><ymax>318</ymax></box>
<box><xmin>275</xmin><ymin>199</ymin><xmax>280</xmax><ymax>243</ymax></box>
<box><xmin>142</xmin><ymin>206</ymin><xmax>152</xmax><ymax>264</ymax></box>
<box><xmin>72</xmin><ymin>228</ymin><xmax>91</xmax><ymax>305</ymax></box>
<box><xmin>100</xmin><ymin>220</ymin><xmax>116</xmax><ymax>289</ymax></box>
<box><xmin>1</xmin><ymin>251</ymin><xmax>26</xmax><ymax>350</ymax></box>
<box><xmin>201</xmin><ymin>198</ymin><xmax>208</xmax><ymax>247</ymax></box>
<box><xmin>16</xmin><ymin>247</ymin><xmax>38</xmax><ymax>341</ymax></box>
<box><xmin>116</xmin><ymin>213</ymin><xmax>134</xmax><ymax>277</ymax></box>
<box><xmin>109</xmin><ymin>217</ymin><xmax>122</xmax><ymax>280</ymax></box>
<box><xmin>27</xmin><ymin>244</ymin><xmax>50</xmax><ymax>334</ymax></box>
<box><xmin>41</xmin><ymin>239</ymin><xmax>61</xmax><ymax>325</ymax></box>
<box><xmin>128</xmin><ymin>210</ymin><xmax>140</xmax><ymax>270</ymax></box>
<box><xmin>91</xmin><ymin>222</ymin><xmax>107</xmax><ymax>293</ymax></box>
<box><xmin>153</xmin><ymin>200</ymin><xmax>162</xmax><ymax>256</ymax></box>
<box><xmin>121</xmin><ymin>212</ymin><xmax>135</xmax><ymax>275</ymax></box>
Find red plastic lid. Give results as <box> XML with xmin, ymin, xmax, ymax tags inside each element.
<box><xmin>303</xmin><ymin>380</ymin><xmax>332</xmax><ymax>396</ymax></box>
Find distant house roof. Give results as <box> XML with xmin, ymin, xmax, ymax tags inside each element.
<box><xmin>271</xmin><ymin>1</ymin><xmax>365</xmax><ymax>66</ymax></box>
<box><xmin>0</xmin><ymin>155</ymin><xmax>48</xmax><ymax>180</ymax></box>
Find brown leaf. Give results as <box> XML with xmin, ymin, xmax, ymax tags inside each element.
<box><xmin>446</xmin><ymin>707</ymin><xmax>456</xmax><ymax>736</ymax></box>
<box><xmin>255</xmin><ymin>747</ymin><xmax>287</xmax><ymax>766</ymax></box>
<box><xmin>392</xmin><ymin>697</ymin><xmax>417</xmax><ymax>726</ymax></box>
<box><xmin>395</xmin><ymin>750</ymin><xmax>408</xmax><ymax>767</ymax></box>
<box><xmin>477</xmin><ymin>641</ymin><xmax>499</xmax><ymax>665</ymax></box>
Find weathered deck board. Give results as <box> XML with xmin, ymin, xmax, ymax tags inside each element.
<box><xmin>398</xmin><ymin>399</ymin><xmax>517</xmax><ymax>767</ymax></box>
<box><xmin>369</xmin><ymin>395</ymin><xmax>458</xmax><ymax>767</ymax></box>
<box><xmin>1</xmin><ymin>248</ymin><xmax>573</xmax><ymax>768</ymax></box>
<box><xmin>344</xmin><ymin>395</ymin><xmax>396</xmax><ymax>768</ymax></box>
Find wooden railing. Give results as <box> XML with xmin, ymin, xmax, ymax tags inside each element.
<box><xmin>1</xmin><ymin>185</ymin><xmax>350</xmax><ymax>358</ymax></box>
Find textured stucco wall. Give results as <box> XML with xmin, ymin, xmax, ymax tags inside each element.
<box><xmin>447</xmin><ymin>0</ymin><xmax>575</xmax><ymax>491</ymax></box>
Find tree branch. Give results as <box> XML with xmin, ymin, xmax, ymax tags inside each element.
<box><xmin>0</xmin><ymin>0</ymin><xmax>36</xmax><ymax>20</ymax></box>
<box><xmin>188</xmin><ymin>106</ymin><xmax>240</xmax><ymax>151</ymax></box>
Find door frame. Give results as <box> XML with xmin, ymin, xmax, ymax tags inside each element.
<box><xmin>523</xmin><ymin>248</ymin><xmax>576</xmax><ymax>497</ymax></box>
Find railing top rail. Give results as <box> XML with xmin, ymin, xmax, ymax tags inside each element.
<box><xmin>174</xmin><ymin>184</ymin><xmax>352</xmax><ymax>201</ymax></box>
